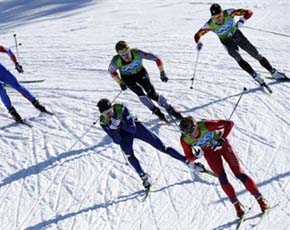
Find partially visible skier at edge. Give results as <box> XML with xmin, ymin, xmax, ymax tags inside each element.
<box><xmin>194</xmin><ymin>3</ymin><xmax>287</xmax><ymax>89</ymax></box>
<box><xmin>0</xmin><ymin>44</ymin><xmax>48</xmax><ymax>123</ymax></box>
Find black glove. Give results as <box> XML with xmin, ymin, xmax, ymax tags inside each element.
<box><xmin>15</xmin><ymin>62</ymin><xmax>24</xmax><ymax>73</ymax></box>
<box><xmin>196</xmin><ymin>42</ymin><xmax>203</xmax><ymax>51</ymax></box>
<box><xmin>120</xmin><ymin>81</ymin><xmax>127</xmax><ymax>91</ymax></box>
<box><xmin>211</xmin><ymin>138</ymin><xmax>225</xmax><ymax>151</ymax></box>
<box><xmin>160</xmin><ymin>71</ymin><xmax>168</xmax><ymax>82</ymax></box>
<box><xmin>188</xmin><ymin>161</ymin><xmax>205</xmax><ymax>172</ymax></box>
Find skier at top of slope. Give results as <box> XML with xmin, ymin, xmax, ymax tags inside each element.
<box><xmin>97</xmin><ymin>98</ymin><xmax>186</xmax><ymax>189</ymax></box>
<box><xmin>108</xmin><ymin>40</ymin><xmax>183</xmax><ymax>122</ymax></box>
<box><xmin>194</xmin><ymin>3</ymin><xmax>287</xmax><ymax>86</ymax></box>
<box><xmin>0</xmin><ymin>44</ymin><xmax>48</xmax><ymax>122</ymax></box>
<box><xmin>179</xmin><ymin>116</ymin><xmax>269</xmax><ymax>218</ymax></box>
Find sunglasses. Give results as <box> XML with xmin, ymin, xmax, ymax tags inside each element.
<box><xmin>119</xmin><ymin>49</ymin><xmax>130</xmax><ymax>57</ymax></box>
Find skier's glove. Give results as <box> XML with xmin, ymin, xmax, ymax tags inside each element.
<box><xmin>211</xmin><ymin>138</ymin><xmax>225</xmax><ymax>151</ymax></box>
<box><xmin>192</xmin><ymin>145</ymin><xmax>204</xmax><ymax>158</ymax></box>
<box><xmin>160</xmin><ymin>71</ymin><xmax>168</xmax><ymax>82</ymax></box>
<box><xmin>15</xmin><ymin>62</ymin><xmax>24</xmax><ymax>73</ymax></box>
<box><xmin>120</xmin><ymin>81</ymin><xmax>127</xmax><ymax>91</ymax></box>
<box><xmin>196</xmin><ymin>42</ymin><xmax>203</xmax><ymax>51</ymax></box>
<box><xmin>109</xmin><ymin>118</ymin><xmax>121</xmax><ymax>130</ymax></box>
<box><xmin>188</xmin><ymin>161</ymin><xmax>205</xmax><ymax>172</ymax></box>
<box><xmin>236</xmin><ymin>17</ymin><xmax>246</xmax><ymax>29</ymax></box>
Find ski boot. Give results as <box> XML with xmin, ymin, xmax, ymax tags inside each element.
<box><xmin>256</xmin><ymin>196</ymin><xmax>270</xmax><ymax>213</ymax></box>
<box><xmin>233</xmin><ymin>201</ymin><xmax>245</xmax><ymax>218</ymax></box>
<box><xmin>166</xmin><ymin>106</ymin><xmax>183</xmax><ymax>121</ymax></box>
<box><xmin>252</xmin><ymin>73</ymin><xmax>265</xmax><ymax>86</ymax></box>
<box><xmin>152</xmin><ymin>107</ymin><xmax>167</xmax><ymax>122</ymax></box>
<box><xmin>9</xmin><ymin>107</ymin><xmax>23</xmax><ymax>123</ymax></box>
<box><xmin>32</xmin><ymin>100</ymin><xmax>47</xmax><ymax>113</ymax></box>
<box><xmin>270</xmin><ymin>68</ymin><xmax>288</xmax><ymax>80</ymax></box>
<box><xmin>139</xmin><ymin>172</ymin><xmax>152</xmax><ymax>189</ymax></box>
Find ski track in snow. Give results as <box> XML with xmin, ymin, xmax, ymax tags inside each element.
<box><xmin>0</xmin><ymin>0</ymin><xmax>290</xmax><ymax>230</ymax></box>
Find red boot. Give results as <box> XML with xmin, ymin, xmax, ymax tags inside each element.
<box><xmin>233</xmin><ymin>201</ymin><xmax>245</xmax><ymax>218</ymax></box>
<box><xmin>256</xmin><ymin>196</ymin><xmax>270</xmax><ymax>212</ymax></box>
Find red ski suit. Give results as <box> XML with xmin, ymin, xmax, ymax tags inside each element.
<box><xmin>180</xmin><ymin>119</ymin><xmax>261</xmax><ymax>203</ymax></box>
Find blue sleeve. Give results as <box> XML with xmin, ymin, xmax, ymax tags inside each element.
<box><xmin>120</xmin><ymin>107</ymin><xmax>136</xmax><ymax>134</ymax></box>
<box><xmin>101</xmin><ymin>124</ymin><xmax>122</xmax><ymax>144</ymax></box>
<box><xmin>138</xmin><ymin>49</ymin><xmax>159</xmax><ymax>61</ymax></box>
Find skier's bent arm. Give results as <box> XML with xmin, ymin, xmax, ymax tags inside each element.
<box><xmin>120</xmin><ymin>107</ymin><xmax>136</xmax><ymax>134</ymax></box>
<box><xmin>0</xmin><ymin>45</ymin><xmax>17</xmax><ymax>64</ymax></box>
<box><xmin>108</xmin><ymin>61</ymin><xmax>122</xmax><ymax>85</ymax></box>
<box><xmin>205</xmin><ymin>120</ymin><xmax>234</xmax><ymax>139</ymax></box>
<box><xmin>180</xmin><ymin>138</ymin><xmax>197</xmax><ymax>163</ymax></box>
<box><xmin>138</xmin><ymin>49</ymin><xmax>164</xmax><ymax>73</ymax></box>
<box><xmin>230</xmin><ymin>9</ymin><xmax>253</xmax><ymax>19</ymax></box>
<box><xmin>194</xmin><ymin>23</ymin><xmax>211</xmax><ymax>43</ymax></box>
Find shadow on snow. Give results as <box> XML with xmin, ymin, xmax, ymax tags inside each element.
<box><xmin>24</xmin><ymin>179</ymin><xmax>194</xmax><ymax>230</ymax></box>
<box><xmin>0</xmin><ymin>0</ymin><xmax>95</xmax><ymax>30</ymax></box>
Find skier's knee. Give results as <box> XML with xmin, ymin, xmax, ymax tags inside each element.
<box><xmin>236</xmin><ymin>173</ymin><xmax>248</xmax><ymax>183</ymax></box>
<box><xmin>147</xmin><ymin>90</ymin><xmax>159</xmax><ymax>101</ymax></box>
<box><xmin>218</xmin><ymin>171</ymin><xmax>229</xmax><ymax>184</ymax></box>
<box><xmin>125</xmin><ymin>151</ymin><xmax>135</xmax><ymax>159</ymax></box>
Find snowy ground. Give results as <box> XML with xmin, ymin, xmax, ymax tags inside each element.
<box><xmin>0</xmin><ymin>0</ymin><xmax>290</xmax><ymax>230</ymax></box>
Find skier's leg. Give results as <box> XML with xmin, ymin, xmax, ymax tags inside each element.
<box><xmin>222</xmin><ymin>140</ymin><xmax>261</xmax><ymax>198</ymax></box>
<box><xmin>125</xmin><ymin>79</ymin><xmax>157</xmax><ymax>111</ymax></box>
<box><xmin>135</xmin><ymin>123</ymin><xmax>186</xmax><ymax>162</ymax></box>
<box><xmin>125</xmin><ymin>151</ymin><xmax>145</xmax><ymax>175</ymax></box>
<box><xmin>234</xmin><ymin>30</ymin><xmax>274</xmax><ymax>72</ymax></box>
<box><xmin>120</xmin><ymin>134</ymin><xmax>145</xmax><ymax>175</ymax></box>
<box><xmin>1</xmin><ymin>68</ymin><xmax>36</xmax><ymax>102</ymax></box>
<box><xmin>222</xmin><ymin>39</ymin><xmax>257</xmax><ymax>77</ymax></box>
<box><xmin>0</xmin><ymin>82</ymin><xmax>12</xmax><ymax>109</ymax></box>
<box><xmin>204</xmin><ymin>151</ymin><xmax>239</xmax><ymax>203</ymax></box>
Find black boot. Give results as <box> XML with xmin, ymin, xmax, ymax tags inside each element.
<box><xmin>139</xmin><ymin>172</ymin><xmax>151</xmax><ymax>189</ymax></box>
<box><xmin>152</xmin><ymin>107</ymin><xmax>167</xmax><ymax>122</ymax></box>
<box><xmin>8</xmin><ymin>107</ymin><xmax>23</xmax><ymax>122</ymax></box>
<box><xmin>167</xmin><ymin>106</ymin><xmax>183</xmax><ymax>121</ymax></box>
<box><xmin>32</xmin><ymin>100</ymin><xmax>47</xmax><ymax>112</ymax></box>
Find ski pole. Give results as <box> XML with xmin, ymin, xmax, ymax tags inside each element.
<box><xmin>13</xmin><ymin>34</ymin><xmax>20</xmax><ymax>60</ymax></box>
<box><xmin>244</xmin><ymin>26</ymin><xmax>290</xmax><ymax>38</ymax></box>
<box><xmin>190</xmin><ymin>50</ymin><xmax>200</xmax><ymax>89</ymax></box>
<box><xmin>66</xmin><ymin>90</ymin><xmax>123</xmax><ymax>153</ymax></box>
<box><xmin>227</xmin><ymin>87</ymin><xmax>247</xmax><ymax>120</ymax></box>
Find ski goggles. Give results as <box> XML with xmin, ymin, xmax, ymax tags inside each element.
<box><xmin>119</xmin><ymin>49</ymin><xmax>130</xmax><ymax>57</ymax></box>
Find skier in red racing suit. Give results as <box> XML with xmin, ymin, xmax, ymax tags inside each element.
<box><xmin>179</xmin><ymin>116</ymin><xmax>269</xmax><ymax>218</ymax></box>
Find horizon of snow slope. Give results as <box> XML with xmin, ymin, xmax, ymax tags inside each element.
<box><xmin>0</xmin><ymin>0</ymin><xmax>289</xmax><ymax>230</ymax></box>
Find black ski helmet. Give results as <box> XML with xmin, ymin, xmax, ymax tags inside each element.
<box><xmin>210</xmin><ymin>3</ymin><xmax>222</xmax><ymax>16</ymax></box>
<box><xmin>179</xmin><ymin>116</ymin><xmax>196</xmax><ymax>133</ymax></box>
<box><xmin>115</xmin><ymin>41</ymin><xmax>129</xmax><ymax>52</ymax></box>
<box><xmin>97</xmin><ymin>98</ymin><xmax>112</xmax><ymax>113</ymax></box>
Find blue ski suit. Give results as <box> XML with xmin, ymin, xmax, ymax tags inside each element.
<box><xmin>99</xmin><ymin>103</ymin><xmax>186</xmax><ymax>175</ymax></box>
<box><xmin>0</xmin><ymin>45</ymin><xmax>35</xmax><ymax>110</ymax></box>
